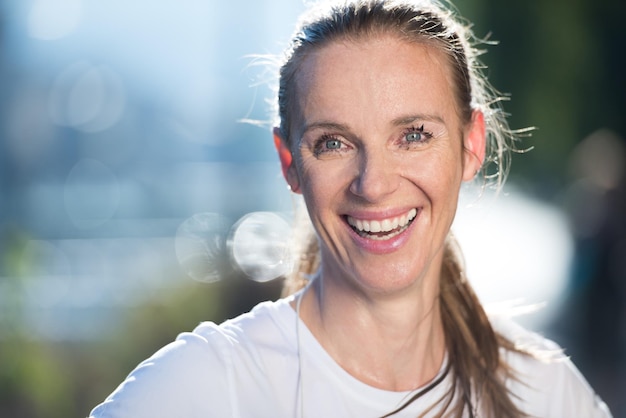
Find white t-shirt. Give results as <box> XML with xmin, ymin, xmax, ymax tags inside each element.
<box><xmin>89</xmin><ymin>297</ymin><xmax>612</xmax><ymax>418</ymax></box>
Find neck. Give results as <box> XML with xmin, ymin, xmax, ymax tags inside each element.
<box><xmin>296</xmin><ymin>270</ymin><xmax>446</xmax><ymax>392</ymax></box>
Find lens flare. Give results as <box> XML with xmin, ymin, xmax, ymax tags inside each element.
<box><xmin>228</xmin><ymin>212</ymin><xmax>293</xmax><ymax>283</ymax></box>
<box><xmin>175</xmin><ymin>213</ymin><xmax>230</xmax><ymax>283</ymax></box>
<box><xmin>49</xmin><ymin>62</ymin><xmax>126</xmax><ymax>132</ymax></box>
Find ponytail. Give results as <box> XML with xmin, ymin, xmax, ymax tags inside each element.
<box><xmin>281</xmin><ymin>208</ymin><xmax>319</xmax><ymax>298</ymax></box>
<box><xmin>439</xmin><ymin>233</ymin><xmax>525</xmax><ymax>417</ymax></box>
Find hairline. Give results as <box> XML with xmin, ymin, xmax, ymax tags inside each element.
<box><xmin>286</xmin><ymin>31</ymin><xmax>469</xmax><ymax>148</ymax></box>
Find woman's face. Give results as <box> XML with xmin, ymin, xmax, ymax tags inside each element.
<box><xmin>278</xmin><ymin>35</ymin><xmax>484</xmax><ymax>295</ymax></box>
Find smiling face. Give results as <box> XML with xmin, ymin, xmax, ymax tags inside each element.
<box><xmin>276</xmin><ymin>35</ymin><xmax>484</xmax><ymax>296</ymax></box>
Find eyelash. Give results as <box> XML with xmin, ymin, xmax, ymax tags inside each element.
<box><xmin>311</xmin><ymin>124</ymin><xmax>434</xmax><ymax>156</ymax></box>
<box><xmin>401</xmin><ymin>125</ymin><xmax>433</xmax><ymax>146</ymax></box>
<box><xmin>313</xmin><ymin>134</ymin><xmax>347</xmax><ymax>156</ymax></box>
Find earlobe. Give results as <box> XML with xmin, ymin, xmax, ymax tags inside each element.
<box><xmin>462</xmin><ymin>111</ymin><xmax>486</xmax><ymax>181</ymax></box>
<box><xmin>273</xmin><ymin>127</ymin><xmax>301</xmax><ymax>193</ymax></box>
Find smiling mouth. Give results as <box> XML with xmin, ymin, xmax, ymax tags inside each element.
<box><xmin>346</xmin><ymin>208</ymin><xmax>418</xmax><ymax>241</ymax></box>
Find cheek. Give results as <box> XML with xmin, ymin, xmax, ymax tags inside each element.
<box><xmin>401</xmin><ymin>148</ymin><xmax>464</xmax><ymax>194</ymax></box>
<box><xmin>297</xmin><ymin>163</ymin><xmax>333</xmax><ymax>209</ymax></box>
<box><xmin>297</xmin><ymin>159</ymin><xmax>353</xmax><ymax>217</ymax></box>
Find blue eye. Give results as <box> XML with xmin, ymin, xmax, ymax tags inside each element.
<box><xmin>325</xmin><ymin>139</ymin><xmax>342</xmax><ymax>149</ymax></box>
<box><xmin>403</xmin><ymin>125</ymin><xmax>432</xmax><ymax>145</ymax></box>
<box><xmin>405</xmin><ymin>132</ymin><xmax>422</xmax><ymax>142</ymax></box>
<box><xmin>313</xmin><ymin>135</ymin><xmax>348</xmax><ymax>157</ymax></box>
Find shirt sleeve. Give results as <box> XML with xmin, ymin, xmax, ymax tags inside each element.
<box><xmin>551</xmin><ymin>357</ymin><xmax>613</xmax><ymax>418</ymax></box>
<box><xmin>495</xmin><ymin>317</ymin><xmax>613</xmax><ymax>418</ymax></box>
<box><xmin>88</xmin><ymin>323</ymin><xmax>235</xmax><ymax>418</ymax></box>
<box><xmin>516</xmin><ymin>353</ymin><xmax>613</xmax><ymax>418</ymax></box>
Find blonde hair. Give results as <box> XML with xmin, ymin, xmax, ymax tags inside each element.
<box><xmin>276</xmin><ymin>1</ymin><xmax>528</xmax><ymax>416</ymax></box>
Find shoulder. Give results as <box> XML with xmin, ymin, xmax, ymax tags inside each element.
<box><xmin>89</xmin><ymin>298</ymin><xmax>295</xmax><ymax>418</ymax></box>
<box><xmin>491</xmin><ymin>316</ymin><xmax>612</xmax><ymax>418</ymax></box>
<box><xmin>210</xmin><ymin>297</ymin><xmax>298</xmax><ymax>360</ymax></box>
<box><xmin>89</xmin><ymin>322</ymin><xmax>234</xmax><ymax>418</ymax></box>
<box><xmin>217</xmin><ymin>298</ymin><xmax>294</xmax><ymax>341</ymax></box>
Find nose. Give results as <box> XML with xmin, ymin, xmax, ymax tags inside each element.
<box><xmin>349</xmin><ymin>148</ymin><xmax>399</xmax><ymax>202</ymax></box>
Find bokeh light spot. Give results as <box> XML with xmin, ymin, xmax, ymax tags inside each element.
<box><xmin>175</xmin><ymin>213</ymin><xmax>230</xmax><ymax>283</ymax></box>
<box><xmin>49</xmin><ymin>61</ymin><xmax>126</xmax><ymax>132</ymax></box>
<box><xmin>229</xmin><ymin>212</ymin><xmax>293</xmax><ymax>283</ymax></box>
<box><xmin>453</xmin><ymin>188</ymin><xmax>573</xmax><ymax>328</ymax></box>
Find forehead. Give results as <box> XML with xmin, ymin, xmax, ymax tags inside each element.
<box><xmin>293</xmin><ymin>35</ymin><xmax>460</xmax><ymax>132</ymax></box>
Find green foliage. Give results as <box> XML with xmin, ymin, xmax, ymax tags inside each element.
<box><xmin>0</xmin><ymin>340</ymin><xmax>72</xmax><ymax>418</ymax></box>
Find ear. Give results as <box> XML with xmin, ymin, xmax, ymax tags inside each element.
<box><xmin>462</xmin><ymin>110</ymin><xmax>486</xmax><ymax>181</ymax></box>
<box><xmin>273</xmin><ymin>127</ymin><xmax>301</xmax><ymax>194</ymax></box>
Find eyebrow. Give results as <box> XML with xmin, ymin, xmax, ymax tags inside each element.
<box><xmin>301</xmin><ymin>121</ymin><xmax>351</xmax><ymax>135</ymax></box>
<box><xmin>299</xmin><ymin>114</ymin><xmax>447</xmax><ymax>140</ymax></box>
<box><xmin>391</xmin><ymin>114</ymin><xmax>446</xmax><ymax>126</ymax></box>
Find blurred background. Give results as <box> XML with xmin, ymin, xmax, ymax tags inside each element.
<box><xmin>0</xmin><ymin>0</ymin><xmax>624</xmax><ymax>417</ymax></box>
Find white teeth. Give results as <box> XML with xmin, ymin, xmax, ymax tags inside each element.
<box><xmin>346</xmin><ymin>209</ymin><xmax>418</xmax><ymax>235</ymax></box>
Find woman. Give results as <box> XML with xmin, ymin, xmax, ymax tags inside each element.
<box><xmin>90</xmin><ymin>1</ymin><xmax>611</xmax><ymax>416</ymax></box>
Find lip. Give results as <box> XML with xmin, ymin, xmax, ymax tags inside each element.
<box><xmin>343</xmin><ymin>208</ymin><xmax>419</xmax><ymax>254</ymax></box>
